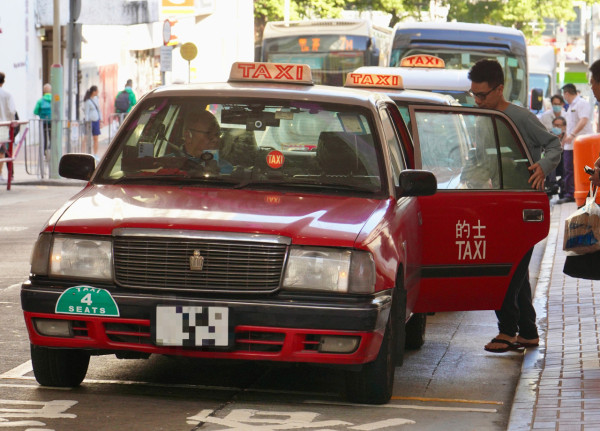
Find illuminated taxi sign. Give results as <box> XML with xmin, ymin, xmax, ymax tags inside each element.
<box><xmin>400</xmin><ymin>55</ymin><xmax>445</xmax><ymax>68</ymax></box>
<box><xmin>345</xmin><ymin>73</ymin><xmax>403</xmax><ymax>89</ymax></box>
<box><xmin>229</xmin><ymin>62</ymin><xmax>313</xmax><ymax>85</ymax></box>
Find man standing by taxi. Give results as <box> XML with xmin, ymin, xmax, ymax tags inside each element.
<box><xmin>557</xmin><ymin>83</ymin><xmax>594</xmax><ymax>204</ymax></box>
<box><xmin>468</xmin><ymin>59</ymin><xmax>562</xmax><ymax>353</ymax></box>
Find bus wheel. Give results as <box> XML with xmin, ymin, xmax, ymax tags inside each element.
<box><xmin>345</xmin><ymin>288</ymin><xmax>404</xmax><ymax>404</ymax></box>
<box><xmin>30</xmin><ymin>344</ymin><xmax>90</xmax><ymax>387</ymax></box>
<box><xmin>405</xmin><ymin>313</ymin><xmax>427</xmax><ymax>350</ymax></box>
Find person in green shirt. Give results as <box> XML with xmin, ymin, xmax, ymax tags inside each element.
<box><xmin>33</xmin><ymin>83</ymin><xmax>52</xmax><ymax>153</ymax></box>
<box><xmin>114</xmin><ymin>79</ymin><xmax>137</xmax><ymax>114</ymax></box>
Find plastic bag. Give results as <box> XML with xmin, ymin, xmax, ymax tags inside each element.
<box><xmin>563</xmin><ymin>185</ymin><xmax>600</xmax><ymax>255</ymax></box>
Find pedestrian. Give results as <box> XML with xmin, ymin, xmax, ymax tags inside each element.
<box><xmin>546</xmin><ymin>115</ymin><xmax>567</xmax><ymax>196</ymax></box>
<box><xmin>114</xmin><ymin>79</ymin><xmax>137</xmax><ymax>115</ymax></box>
<box><xmin>557</xmin><ymin>83</ymin><xmax>594</xmax><ymax>204</ymax></box>
<box><xmin>538</xmin><ymin>94</ymin><xmax>566</xmax><ymax>132</ymax></box>
<box><xmin>0</xmin><ymin>72</ymin><xmax>16</xmax><ymax>184</ymax></box>
<box><xmin>33</xmin><ymin>83</ymin><xmax>52</xmax><ymax>158</ymax></box>
<box><xmin>587</xmin><ymin>60</ymin><xmax>600</xmax><ymax>188</ymax></box>
<box><xmin>467</xmin><ymin>59</ymin><xmax>562</xmax><ymax>353</ymax></box>
<box><xmin>83</xmin><ymin>85</ymin><xmax>102</xmax><ymax>157</ymax></box>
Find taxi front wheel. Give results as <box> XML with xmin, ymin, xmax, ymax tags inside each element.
<box><xmin>345</xmin><ymin>287</ymin><xmax>405</xmax><ymax>404</ymax></box>
<box><xmin>30</xmin><ymin>344</ymin><xmax>90</xmax><ymax>387</ymax></box>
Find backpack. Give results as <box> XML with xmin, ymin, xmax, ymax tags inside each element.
<box><xmin>115</xmin><ymin>91</ymin><xmax>130</xmax><ymax>113</ymax></box>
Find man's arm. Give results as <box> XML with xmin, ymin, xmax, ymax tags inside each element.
<box><xmin>563</xmin><ymin>117</ymin><xmax>590</xmax><ymax>146</ymax></box>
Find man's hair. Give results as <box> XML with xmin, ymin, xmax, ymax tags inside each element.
<box><xmin>590</xmin><ymin>59</ymin><xmax>600</xmax><ymax>83</ymax></box>
<box><xmin>43</xmin><ymin>83</ymin><xmax>51</xmax><ymax>93</ymax></box>
<box><xmin>468</xmin><ymin>59</ymin><xmax>504</xmax><ymax>87</ymax></box>
<box><xmin>125</xmin><ymin>79</ymin><xmax>133</xmax><ymax>87</ymax></box>
<box><xmin>550</xmin><ymin>94</ymin><xmax>565</xmax><ymax>105</ymax></box>
<box><xmin>552</xmin><ymin>116</ymin><xmax>566</xmax><ymax>127</ymax></box>
<box><xmin>0</xmin><ymin>72</ymin><xmax>5</xmax><ymax>85</ymax></box>
<box><xmin>184</xmin><ymin>109</ymin><xmax>219</xmax><ymax>131</ymax></box>
<box><xmin>562</xmin><ymin>83</ymin><xmax>577</xmax><ymax>95</ymax></box>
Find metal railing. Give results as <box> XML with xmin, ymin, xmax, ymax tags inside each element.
<box><xmin>7</xmin><ymin>115</ymin><xmax>128</xmax><ymax>183</ymax></box>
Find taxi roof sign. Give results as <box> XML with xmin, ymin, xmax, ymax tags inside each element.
<box><xmin>400</xmin><ymin>55</ymin><xmax>445</xmax><ymax>68</ymax></box>
<box><xmin>229</xmin><ymin>62</ymin><xmax>313</xmax><ymax>85</ymax></box>
<box><xmin>345</xmin><ymin>72</ymin><xmax>403</xmax><ymax>90</ymax></box>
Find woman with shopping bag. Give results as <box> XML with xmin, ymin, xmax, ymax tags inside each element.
<box><xmin>563</xmin><ymin>59</ymin><xmax>600</xmax><ymax>279</ymax></box>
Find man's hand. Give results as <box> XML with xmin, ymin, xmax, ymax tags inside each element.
<box><xmin>591</xmin><ymin>156</ymin><xmax>600</xmax><ymax>187</ymax></box>
<box><xmin>528</xmin><ymin>162</ymin><xmax>545</xmax><ymax>190</ymax></box>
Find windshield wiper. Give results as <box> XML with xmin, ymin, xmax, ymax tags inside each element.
<box><xmin>234</xmin><ymin>178</ymin><xmax>378</xmax><ymax>193</ymax></box>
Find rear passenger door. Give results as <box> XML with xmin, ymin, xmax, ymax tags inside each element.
<box><xmin>406</xmin><ymin>105</ymin><xmax>550</xmax><ymax>313</ymax></box>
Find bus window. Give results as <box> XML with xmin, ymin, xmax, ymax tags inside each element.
<box><xmin>262</xmin><ymin>19</ymin><xmax>392</xmax><ymax>86</ymax></box>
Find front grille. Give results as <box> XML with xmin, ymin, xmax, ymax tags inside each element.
<box><xmin>113</xmin><ymin>234</ymin><xmax>287</xmax><ymax>292</ymax></box>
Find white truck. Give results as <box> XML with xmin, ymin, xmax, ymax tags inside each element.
<box><xmin>528</xmin><ymin>45</ymin><xmax>557</xmax><ymax>106</ymax></box>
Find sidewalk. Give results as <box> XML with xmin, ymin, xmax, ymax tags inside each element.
<box><xmin>509</xmin><ymin>199</ymin><xmax>600</xmax><ymax>430</ymax></box>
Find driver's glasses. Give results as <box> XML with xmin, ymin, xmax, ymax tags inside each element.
<box><xmin>188</xmin><ymin>128</ymin><xmax>222</xmax><ymax>139</ymax></box>
<box><xmin>468</xmin><ymin>84</ymin><xmax>499</xmax><ymax>100</ymax></box>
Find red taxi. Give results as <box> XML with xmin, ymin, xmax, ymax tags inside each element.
<box><xmin>20</xmin><ymin>61</ymin><xmax>550</xmax><ymax>405</ymax></box>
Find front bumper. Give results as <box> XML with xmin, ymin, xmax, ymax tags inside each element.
<box><xmin>21</xmin><ymin>282</ymin><xmax>391</xmax><ymax>365</ymax></box>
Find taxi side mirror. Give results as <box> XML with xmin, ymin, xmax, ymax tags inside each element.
<box><xmin>530</xmin><ymin>88</ymin><xmax>544</xmax><ymax>111</ymax></box>
<box><xmin>397</xmin><ymin>170</ymin><xmax>437</xmax><ymax>196</ymax></box>
<box><xmin>59</xmin><ymin>153</ymin><xmax>95</xmax><ymax>181</ymax></box>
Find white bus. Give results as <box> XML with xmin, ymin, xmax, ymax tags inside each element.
<box><xmin>261</xmin><ymin>18</ymin><xmax>392</xmax><ymax>86</ymax></box>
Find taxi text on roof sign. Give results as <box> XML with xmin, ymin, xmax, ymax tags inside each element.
<box><xmin>345</xmin><ymin>72</ymin><xmax>403</xmax><ymax>89</ymax></box>
<box><xmin>229</xmin><ymin>62</ymin><xmax>313</xmax><ymax>85</ymax></box>
<box><xmin>400</xmin><ymin>55</ymin><xmax>445</xmax><ymax>68</ymax></box>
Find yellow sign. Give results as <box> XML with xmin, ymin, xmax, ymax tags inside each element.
<box><xmin>180</xmin><ymin>42</ymin><xmax>198</xmax><ymax>61</ymax></box>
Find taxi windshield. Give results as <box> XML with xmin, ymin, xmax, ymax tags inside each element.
<box><xmin>96</xmin><ymin>97</ymin><xmax>383</xmax><ymax>194</ymax></box>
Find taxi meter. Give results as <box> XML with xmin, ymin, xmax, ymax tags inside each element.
<box><xmin>21</xmin><ymin>61</ymin><xmax>549</xmax><ymax>406</ymax></box>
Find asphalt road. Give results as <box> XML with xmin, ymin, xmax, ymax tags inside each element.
<box><xmin>0</xmin><ymin>184</ymin><xmax>528</xmax><ymax>430</ymax></box>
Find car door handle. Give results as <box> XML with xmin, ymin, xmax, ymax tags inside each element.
<box><xmin>523</xmin><ymin>209</ymin><xmax>544</xmax><ymax>222</ymax></box>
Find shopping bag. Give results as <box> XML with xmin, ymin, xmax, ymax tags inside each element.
<box><xmin>563</xmin><ymin>250</ymin><xmax>600</xmax><ymax>279</ymax></box>
<box><xmin>563</xmin><ymin>185</ymin><xmax>600</xmax><ymax>255</ymax></box>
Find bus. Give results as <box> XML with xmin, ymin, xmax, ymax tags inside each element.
<box><xmin>390</xmin><ymin>22</ymin><xmax>528</xmax><ymax>107</ymax></box>
<box><xmin>261</xmin><ymin>18</ymin><xmax>392</xmax><ymax>86</ymax></box>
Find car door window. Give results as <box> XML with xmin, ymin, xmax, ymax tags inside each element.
<box><xmin>412</xmin><ymin>109</ymin><xmax>531</xmax><ymax>190</ymax></box>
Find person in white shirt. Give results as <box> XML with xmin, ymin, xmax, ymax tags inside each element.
<box><xmin>83</xmin><ymin>85</ymin><xmax>102</xmax><ymax>157</ymax></box>
<box><xmin>557</xmin><ymin>83</ymin><xmax>594</xmax><ymax>204</ymax></box>
<box><xmin>0</xmin><ymin>72</ymin><xmax>16</xmax><ymax>183</ymax></box>
<box><xmin>539</xmin><ymin>94</ymin><xmax>567</xmax><ymax>131</ymax></box>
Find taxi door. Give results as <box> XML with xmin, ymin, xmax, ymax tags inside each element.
<box><xmin>406</xmin><ymin>105</ymin><xmax>550</xmax><ymax>312</ymax></box>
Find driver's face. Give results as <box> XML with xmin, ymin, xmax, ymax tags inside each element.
<box><xmin>184</xmin><ymin>118</ymin><xmax>221</xmax><ymax>157</ymax></box>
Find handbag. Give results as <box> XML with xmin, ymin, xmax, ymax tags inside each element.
<box><xmin>563</xmin><ymin>185</ymin><xmax>600</xmax><ymax>279</ymax></box>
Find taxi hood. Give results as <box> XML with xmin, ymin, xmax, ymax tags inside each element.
<box><xmin>50</xmin><ymin>185</ymin><xmax>387</xmax><ymax>247</ymax></box>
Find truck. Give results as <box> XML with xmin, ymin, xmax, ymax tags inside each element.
<box><xmin>528</xmin><ymin>45</ymin><xmax>557</xmax><ymax>104</ymax></box>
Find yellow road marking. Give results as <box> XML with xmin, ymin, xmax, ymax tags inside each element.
<box><xmin>391</xmin><ymin>396</ymin><xmax>503</xmax><ymax>405</ymax></box>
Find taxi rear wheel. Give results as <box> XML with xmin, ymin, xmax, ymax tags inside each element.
<box><xmin>345</xmin><ymin>287</ymin><xmax>405</xmax><ymax>404</ymax></box>
<box><xmin>30</xmin><ymin>344</ymin><xmax>90</xmax><ymax>387</ymax></box>
<box><xmin>405</xmin><ymin>313</ymin><xmax>427</xmax><ymax>350</ymax></box>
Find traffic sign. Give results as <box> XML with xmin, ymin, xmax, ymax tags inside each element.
<box><xmin>163</xmin><ymin>20</ymin><xmax>171</xmax><ymax>46</ymax></box>
<box><xmin>180</xmin><ymin>42</ymin><xmax>198</xmax><ymax>61</ymax></box>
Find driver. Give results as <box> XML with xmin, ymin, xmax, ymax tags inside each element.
<box><xmin>180</xmin><ymin>109</ymin><xmax>233</xmax><ymax>174</ymax></box>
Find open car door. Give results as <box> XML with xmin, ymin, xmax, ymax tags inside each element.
<box><xmin>407</xmin><ymin>105</ymin><xmax>550</xmax><ymax>312</ymax></box>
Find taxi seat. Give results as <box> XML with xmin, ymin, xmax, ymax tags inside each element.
<box><xmin>220</xmin><ymin>128</ymin><xmax>258</xmax><ymax>167</ymax></box>
<box><xmin>316</xmin><ymin>131</ymin><xmax>375</xmax><ymax>177</ymax></box>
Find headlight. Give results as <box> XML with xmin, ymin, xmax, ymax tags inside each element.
<box><xmin>282</xmin><ymin>247</ymin><xmax>375</xmax><ymax>293</ymax></box>
<box><xmin>31</xmin><ymin>234</ymin><xmax>113</xmax><ymax>280</ymax></box>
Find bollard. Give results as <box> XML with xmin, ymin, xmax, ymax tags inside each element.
<box><xmin>573</xmin><ymin>133</ymin><xmax>600</xmax><ymax>206</ymax></box>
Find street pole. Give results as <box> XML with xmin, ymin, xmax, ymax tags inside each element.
<box><xmin>50</xmin><ymin>0</ymin><xmax>63</xmax><ymax>179</ymax></box>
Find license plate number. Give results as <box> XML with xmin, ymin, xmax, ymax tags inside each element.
<box><xmin>154</xmin><ymin>306</ymin><xmax>229</xmax><ymax>347</ymax></box>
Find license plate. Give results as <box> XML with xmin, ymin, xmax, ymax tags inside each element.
<box><xmin>153</xmin><ymin>306</ymin><xmax>230</xmax><ymax>347</ymax></box>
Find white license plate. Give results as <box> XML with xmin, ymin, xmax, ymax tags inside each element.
<box><xmin>154</xmin><ymin>306</ymin><xmax>229</xmax><ymax>347</ymax></box>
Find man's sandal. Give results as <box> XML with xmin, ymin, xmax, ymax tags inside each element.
<box><xmin>484</xmin><ymin>338</ymin><xmax>524</xmax><ymax>353</ymax></box>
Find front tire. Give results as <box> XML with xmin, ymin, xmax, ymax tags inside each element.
<box><xmin>345</xmin><ymin>288</ymin><xmax>405</xmax><ymax>404</ymax></box>
<box><xmin>30</xmin><ymin>344</ymin><xmax>90</xmax><ymax>387</ymax></box>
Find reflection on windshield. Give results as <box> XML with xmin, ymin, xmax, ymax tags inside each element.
<box><xmin>97</xmin><ymin>98</ymin><xmax>383</xmax><ymax>194</ymax></box>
